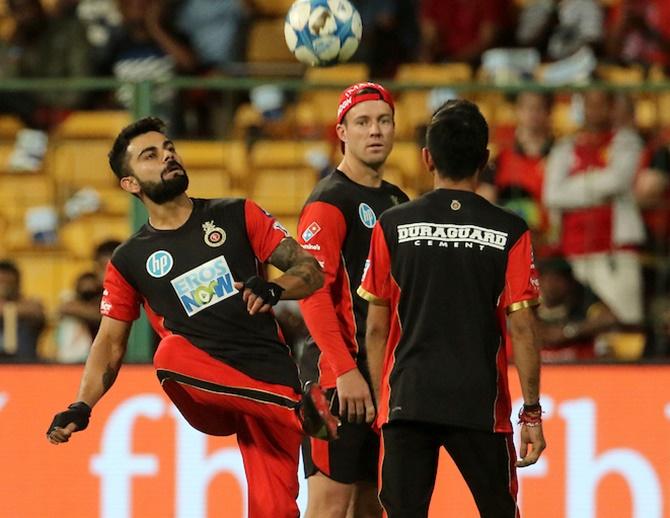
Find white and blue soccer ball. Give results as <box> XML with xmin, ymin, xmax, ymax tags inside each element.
<box><xmin>284</xmin><ymin>0</ymin><xmax>363</xmax><ymax>67</ymax></box>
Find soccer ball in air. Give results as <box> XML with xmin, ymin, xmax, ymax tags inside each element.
<box><xmin>284</xmin><ymin>0</ymin><xmax>362</xmax><ymax>67</ymax></box>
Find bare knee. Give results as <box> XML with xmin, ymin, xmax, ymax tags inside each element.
<box><xmin>304</xmin><ymin>472</ymin><xmax>354</xmax><ymax>518</ymax></box>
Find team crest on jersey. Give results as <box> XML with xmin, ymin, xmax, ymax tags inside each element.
<box><xmin>146</xmin><ymin>250</ymin><xmax>174</xmax><ymax>278</ymax></box>
<box><xmin>358</xmin><ymin>203</ymin><xmax>377</xmax><ymax>228</ymax></box>
<box><xmin>302</xmin><ymin>221</ymin><xmax>321</xmax><ymax>242</ymax></box>
<box><xmin>202</xmin><ymin>220</ymin><xmax>226</xmax><ymax>247</ymax></box>
<box><xmin>451</xmin><ymin>200</ymin><xmax>461</xmax><ymax>210</ymax></box>
<box><xmin>171</xmin><ymin>255</ymin><xmax>238</xmax><ymax>316</ymax></box>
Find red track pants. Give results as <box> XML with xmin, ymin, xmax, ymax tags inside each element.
<box><xmin>154</xmin><ymin>334</ymin><xmax>303</xmax><ymax>518</ymax></box>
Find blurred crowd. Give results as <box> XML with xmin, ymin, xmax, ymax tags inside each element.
<box><xmin>0</xmin><ymin>239</ymin><xmax>119</xmax><ymax>363</ymax></box>
<box><xmin>479</xmin><ymin>87</ymin><xmax>669</xmax><ymax>362</ymax></box>
<box><xmin>1</xmin><ymin>0</ymin><xmax>670</xmax><ymax>364</ymax></box>
<box><xmin>0</xmin><ymin>0</ymin><xmax>669</xmax><ymax>134</ymax></box>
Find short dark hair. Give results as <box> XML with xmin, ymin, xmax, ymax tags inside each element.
<box><xmin>425</xmin><ymin>99</ymin><xmax>489</xmax><ymax>180</ymax></box>
<box><xmin>94</xmin><ymin>239</ymin><xmax>122</xmax><ymax>260</ymax></box>
<box><xmin>108</xmin><ymin>117</ymin><xmax>167</xmax><ymax>180</ymax></box>
<box><xmin>76</xmin><ymin>271</ymin><xmax>99</xmax><ymax>285</ymax></box>
<box><xmin>537</xmin><ymin>255</ymin><xmax>573</xmax><ymax>277</ymax></box>
<box><xmin>0</xmin><ymin>260</ymin><xmax>20</xmax><ymax>281</ymax></box>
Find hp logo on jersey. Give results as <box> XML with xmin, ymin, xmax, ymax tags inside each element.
<box><xmin>358</xmin><ymin>203</ymin><xmax>377</xmax><ymax>229</ymax></box>
<box><xmin>146</xmin><ymin>251</ymin><xmax>174</xmax><ymax>278</ymax></box>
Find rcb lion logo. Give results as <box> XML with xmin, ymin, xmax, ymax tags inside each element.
<box><xmin>202</xmin><ymin>220</ymin><xmax>226</xmax><ymax>247</ymax></box>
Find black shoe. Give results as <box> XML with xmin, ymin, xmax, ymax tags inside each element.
<box><xmin>299</xmin><ymin>381</ymin><xmax>340</xmax><ymax>441</ymax></box>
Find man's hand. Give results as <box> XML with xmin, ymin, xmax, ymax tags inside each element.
<box><xmin>46</xmin><ymin>402</ymin><xmax>91</xmax><ymax>445</ymax></box>
<box><xmin>234</xmin><ymin>276</ymin><xmax>284</xmax><ymax>315</ymax></box>
<box><xmin>516</xmin><ymin>423</ymin><xmax>546</xmax><ymax>467</ymax></box>
<box><xmin>336</xmin><ymin>368</ymin><xmax>375</xmax><ymax>424</ymax></box>
<box><xmin>47</xmin><ymin>422</ymin><xmax>79</xmax><ymax>444</ymax></box>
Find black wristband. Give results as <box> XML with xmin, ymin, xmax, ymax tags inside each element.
<box><xmin>47</xmin><ymin>401</ymin><xmax>92</xmax><ymax>436</ymax></box>
<box><xmin>523</xmin><ymin>402</ymin><xmax>542</xmax><ymax>412</ymax></box>
<box><xmin>243</xmin><ymin>276</ymin><xmax>284</xmax><ymax>306</ymax></box>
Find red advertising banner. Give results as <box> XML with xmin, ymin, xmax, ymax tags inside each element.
<box><xmin>1</xmin><ymin>365</ymin><xmax>667</xmax><ymax>517</ymax></box>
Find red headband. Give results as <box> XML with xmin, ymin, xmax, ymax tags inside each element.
<box><xmin>336</xmin><ymin>82</ymin><xmax>395</xmax><ymax>124</ymax></box>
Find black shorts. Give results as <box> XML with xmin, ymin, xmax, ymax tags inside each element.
<box><xmin>302</xmin><ymin>388</ymin><xmax>380</xmax><ymax>484</ymax></box>
<box><xmin>380</xmin><ymin>420</ymin><xmax>519</xmax><ymax>518</ymax></box>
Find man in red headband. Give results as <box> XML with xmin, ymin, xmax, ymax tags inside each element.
<box><xmin>297</xmin><ymin>82</ymin><xmax>409</xmax><ymax>517</ymax></box>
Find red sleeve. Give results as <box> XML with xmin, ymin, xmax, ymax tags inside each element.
<box><xmin>502</xmin><ymin>230</ymin><xmax>541</xmax><ymax>313</ymax></box>
<box><xmin>357</xmin><ymin>222</ymin><xmax>392</xmax><ymax>303</ymax></box>
<box><xmin>244</xmin><ymin>200</ymin><xmax>290</xmax><ymax>262</ymax></box>
<box><xmin>101</xmin><ymin>262</ymin><xmax>142</xmax><ymax>321</ymax></box>
<box><xmin>298</xmin><ymin>201</ymin><xmax>357</xmax><ymax>376</ymax></box>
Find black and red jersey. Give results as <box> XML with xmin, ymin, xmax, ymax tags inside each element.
<box><xmin>101</xmin><ymin>197</ymin><xmax>300</xmax><ymax>389</ymax></box>
<box><xmin>359</xmin><ymin>189</ymin><xmax>540</xmax><ymax>432</ymax></box>
<box><xmin>298</xmin><ymin>169</ymin><xmax>408</xmax><ymax>388</ymax></box>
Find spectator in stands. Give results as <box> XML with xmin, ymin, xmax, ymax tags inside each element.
<box><xmin>0</xmin><ymin>0</ymin><xmax>92</xmax><ymax>170</ymax></box>
<box><xmin>93</xmin><ymin>239</ymin><xmax>122</xmax><ymax>281</ymax></box>
<box><xmin>634</xmin><ymin>140</ymin><xmax>670</xmax><ymax>359</ymax></box>
<box><xmin>352</xmin><ymin>0</ymin><xmax>419</xmax><ymax>77</ymax></box>
<box><xmin>0</xmin><ymin>259</ymin><xmax>45</xmax><ymax>362</ymax></box>
<box><xmin>98</xmin><ymin>0</ymin><xmax>197</xmax><ymax>124</ymax></box>
<box><xmin>636</xmin><ymin>141</ymin><xmax>670</xmax><ymax>254</ymax></box>
<box><xmin>605</xmin><ymin>0</ymin><xmax>670</xmax><ymax>69</ymax></box>
<box><xmin>53</xmin><ymin>239</ymin><xmax>120</xmax><ymax>363</ymax></box>
<box><xmin>611</xmin><ymin>91</ymin><xmax>638</xmax><ymax>131</ymax></box>
<box><xmin>74</xmin><ymin>0</ymin><xmax>123</xmax><ymax>68</ymax></box>
<box><xmin>536</xmin><ymin>255</ymin><xmax>618</xmax><ymax>362</ymax></box>
<box><xmin>419</xmin><ymin>0</ymin><xmax>513</xmax><ymax>64</ymax></box>
<box><xmin>55</xmin><ymin>271</ymin><xmax>103</xmax><ymax>363</ymax></box>
<box><xmin>175</xmin><ymin>0</ymin><xmax>250</xmax><ymax>72</ymax></box>
<box><xmin>479</xmin><ymin>91</ymin><xmax>554</xmax><ymax>251</ymax></box>
<box><xmin>645</xmin><ymin>294</ymin><xmax>670</xmax><ymax>357</ymax></box>
<box><xmin>0</xmin><ymin>0</ymin><xmax>92</xmax><ymax>121</ymax></box>
<box><xmin>171</xmin><ymin>0</ymin><xmax>254</xmax><ymax>135</ymax></box>
<box><xmin>543</xmin><ymin>87</ymin><xmax>646</xmax><ymax>329</ymax></box>
<box><xmin>516</xmin><ymin>0</ymin><xmax>604</xmax><ymax>60</ymax></box>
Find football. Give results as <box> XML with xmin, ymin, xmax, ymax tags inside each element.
<box><xmin>284</xmin><ymin>0</ymin><xmax>362</xmax><ymax>67</ymax></box>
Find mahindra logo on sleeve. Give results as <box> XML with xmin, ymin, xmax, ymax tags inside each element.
<box><xmin>397</xmin><ymin>223</ymin><xmax>508</xmax><ymax>250</ymax></box>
